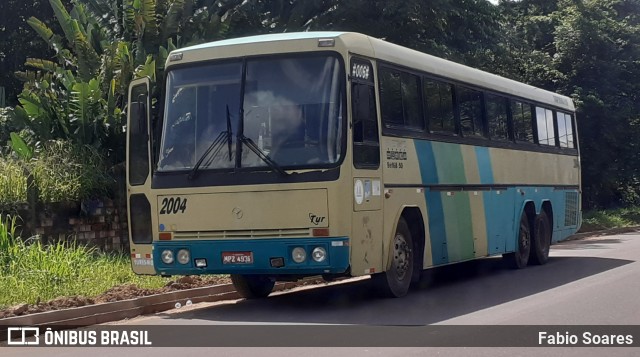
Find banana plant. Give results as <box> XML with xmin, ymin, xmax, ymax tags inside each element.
<box><xmin>11</xmin><ymin>0</ymin><xmax>259</xmax><ymax>164</ymax></box>
<box><xmin>9</xmin><ymin>133</ymin><xmax>34</xmax><ymax>161</ymax></box>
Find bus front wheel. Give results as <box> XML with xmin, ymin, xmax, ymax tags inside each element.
<box><xmin>530</xmin><ymin>210</ymin><xmax>551</xmax><ymax>265</ymax></box>
<box><xmin>504</xmin><ymin>213</ymin><xmax>531</xmax><ymax>269</ymax></box>
<box><xmin>373</xmin><ymin>217</ymin><xmax>413</xmax><ymax>298</ymax></box>
<box><xmin>231</xmin><ymin>274</ymin><xmax>275</xmax><ymax>299</ymax></box>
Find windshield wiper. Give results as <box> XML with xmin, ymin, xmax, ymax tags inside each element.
<box><xmin>234</xmin><ymin>61</ymin><xmax>288</xmax><ymax>176</ymax></box>
<box><xmin>187</xmin><ymin>105</ymin><xmax>234</xmax><ymax>180</ymax></box>
<box><xmin>237</xmin><ymin>134</ymin><xmax>289</xmax><ymax>176</ymax></box>
<box><xmin>225</xmin><ymin>105</ymin><xmax>233</xmax><ymax>161</ymax></box>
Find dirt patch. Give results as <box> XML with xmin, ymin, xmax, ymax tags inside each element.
<box><xmin>0</xmin><ymin>275</ymin><xmax>231</xmax><ymax>319</ymax></box>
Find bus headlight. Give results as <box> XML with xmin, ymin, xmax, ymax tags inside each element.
<box><xmin>292</xmin><ymin>247</ymin><xmax>306</xmax><ymax>263</ymax></box>
<box><xmin>177</xmin><ymin>249</ymin><xmax>190</xmax><ymax>265</ymax></box>
<box><xmin>312</xmin><ymin>247</ymin><xmax>327</xmax><ymax>263</ymax></box>
<box><xmin>161</xmin><ymin>250</ymin><xmax>174</xmax><ymax>264</ymax></box>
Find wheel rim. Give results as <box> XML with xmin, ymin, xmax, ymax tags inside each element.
<box><xmin>393</xmin><ymin>233</ymin><xmax>411</xmax><ymax>281</ymax></box>
<box><xmin>539</xmin><ymin>219</ymin><xmax>550</xmax><ymax>255</ymax></box>
<box><xmin>519</xmin><ymin>221</ymin><xmax>530</xmax><ymax>256</ymax></box>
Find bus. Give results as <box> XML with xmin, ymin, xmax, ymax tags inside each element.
<box><xmin>126</xmin><ymin>32</ymin><xmax>581</xmax><ymax>298</ymax></box>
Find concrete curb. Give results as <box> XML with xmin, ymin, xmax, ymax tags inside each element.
<box><xmin>0</xmin><ymin>279</ymin><xmax>310</xmax><ymax>338</ymax></box>
<box><xmin>566</xmin><ymin>226</ymin><xmax>640</xmax><ymax>241</ymax></box>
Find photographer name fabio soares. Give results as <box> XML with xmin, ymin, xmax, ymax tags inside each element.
<box><xmin>538</xmin><ymin>331</ymin><xmax>634</xmax><ymax>346</ymax></box>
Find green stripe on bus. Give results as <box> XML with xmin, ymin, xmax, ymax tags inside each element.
<box><xmin>432</xmin><ymin>142</ymin><xmax>467</xmax><ymax>183</ymax></box>
<box><xmin>442</xmin><ymin>192</ymin><xmax>475</xmax><ymax>261</ymax></box>
<box><xmin>432</xmin><ymin>142</ymin><xmax>476</xmax><ymax>261</ymax></box>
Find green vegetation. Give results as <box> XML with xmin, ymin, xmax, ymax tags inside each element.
<box><xmin>2</xmin><ymin>0</ymin><xmax>639</xmax><ymax>209</ymax></box>
<box><xmin>581</xmin><ymin>206</ymin><xmax>640</xmax><ymax>232</ymax></box>
<box><xmin>0</xmin><ymin>215</ymin><xmax>167</xmax><ymax>309</ymax></box>
<box><xmin>0</xmin><ymin>158</ymin><xmax>27</xmax><ymax>206</ymax></box>
<box><xmin>0</xmin><ymin>140</ymin><xmax>112</xmax><ymax>207</ymax></box>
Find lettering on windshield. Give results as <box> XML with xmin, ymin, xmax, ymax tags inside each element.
<box><xmin>352</xmin><ymin>63</ymin><xmax>370</xmax><ymax>80</ymax></box>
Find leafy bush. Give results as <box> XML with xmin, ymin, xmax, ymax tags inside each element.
<box><xmin>0</xmin><ymin>108</ymin><xmax>19</xmax><ymax>150</ymax></box>
<box><xmin>581</xmin><ymin>206</ymin><xmax>640</xmax><ymax>232</ymax></box>
<box><xmin>0</xmin><ymin>140</ymin><xmax>114</xmax><ymax>206</ymax></box>
<box><xmin>0</xmin><ymin>159</ymin><xmax>28</xmax><ymax>207</ymax></box>
<box><xmin>0</xmin><ymin>215</ymin><xmax>19</xmax><ymax>267</ymax></box>
<box><xmin>31</xmin><ymin>141</ymin><xmax>113</xmax><ymax>202</ymax></box>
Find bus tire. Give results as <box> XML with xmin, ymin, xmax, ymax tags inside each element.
<box><xmin>373</xmin><ymin>217</ymin><xmax>413</xmax><ymax>298</ymax></box>
<box><xmin>230</xmin><ymin>274</ymin><xmax>275</xmax><ymax>299</ymax></box>
<box><xmin>504</xmin><ymin>212</ymin><xmax>531</xmax><ymax>269</ymax></box>
<box><xmin>530</xmin><ymin>210</ymin><xmax>551</xmax><ymax>265</ymax></box>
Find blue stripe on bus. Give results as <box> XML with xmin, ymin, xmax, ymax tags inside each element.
<box><xmin>474</xmin><ymin>146</ymin><xmax>504</xmax><ymax>254</ymax></box>
<box><xmin>414</xmin><ymin>141</ymin><xmax>449</xmax><ymax>265</ymax></box>
<box><xmin>483</xmin><ymin>188</ymin><xmax>512</xmax><ymax>255</ymax></box>
<box><xmin>475</xmin><ymin>146</ymin><xmax>494</xmax><ymax>184</ymax></box>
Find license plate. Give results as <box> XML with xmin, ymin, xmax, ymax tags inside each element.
<box><xmin>222</xmin><ymin>252</ymin><xmax>253</xmax><ymax>264</ymax></box>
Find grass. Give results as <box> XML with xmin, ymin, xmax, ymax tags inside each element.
<box><xmin>0</xmin><ymin>140</ymin><xmax>113</xmax><ymax>207</ymax></box>
<box><xmin>31</xmin><ymin>141</ymin><xmax>112</xmax><ymax>203</ymax></box>
<box><xmin>580</xmin><ymin>206</ymin><xmax>640</xmax><ymax>232</ymax></box>
<box><xmin>0</xmin><ymin>215</ymin><xmax>168</xmax><ymax>310</ymax></box>
<box><xmin>0</xmin><ymin>158</ymin><xmax>27</xmax><ymax>206</ymax></box>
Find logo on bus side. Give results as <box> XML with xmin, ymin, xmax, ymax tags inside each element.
<box><xmin>386</xmin><ymin>149</ymin><xmax>407</xmax><ymax>160</ymax></box>
<box><xmin>232</xmin><ymin>207</ymin><xmax>244</xmax><ymax>219</ymax></box>
<box><xmin>386</xmin><ymin>140</ymin><xmax>408</xmax><ymax>170</ymax></box>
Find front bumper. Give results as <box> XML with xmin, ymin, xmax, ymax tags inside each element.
<box><xmin>153</xmin><ymin>237</ymin><xmax>349</xmax><ymax>275</ymax></box>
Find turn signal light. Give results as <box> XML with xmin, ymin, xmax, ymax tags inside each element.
<box><xmin>312</xmin><ymin>228</ymin><xmax>330</xmax><ymax>237</ymax></box>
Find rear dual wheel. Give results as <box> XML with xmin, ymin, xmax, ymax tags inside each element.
<box><xmin>530</xmin><ymin>210</ymin><xmax>551</xmax><ymax>265</ymax></box>
<box><xmin>504</xmin><ymin>210</ymin><xmax>552</xmax><ymax>269</ymax></box>
<box><xmin>504</xmin><ymin>213</ymin><xmax>531</xmax><ymax>269</ymax></box>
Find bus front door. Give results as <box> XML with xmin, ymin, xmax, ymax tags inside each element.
<box><xmin>126</xmin><ymin>78</ymin><xmax>155</xmax><ymax>275</ymax></box>
<box><xmin>350</xmin><ymin>58</ymin><xmax>383</xmax><ymax>276</ymax></box>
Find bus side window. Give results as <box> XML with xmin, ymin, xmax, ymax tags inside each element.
<box><xmin>424</xmin><ymin>79</ymin><xmax>456</xmax><ymax>134</ymax></box>
<box><xmin>352</xmin><ymin>82</ymin><xmax>380</xmax><ymax>169</ymax></box>
<box><xmin>557</xmin><ymin>112</ymin><xmax>575</xmax><ymax>149</ymax></box>
<box><xmin>129</xmin><ymin>84</ymin><xmax>150</xmax><ymax>185</ymax></box>
<box><xmin>486</xmin><ymin>94</ymin><xmax>509</xmax><ymax>141</ymax></box>
<box><xmin>511</xmin><ymin>100</ymin><xmax>534</xmax><ymax>143</ymax></box>
<box><xmin>566</xmin><ymin>114</ymin><xmax>575</xmax><ymax>149</ymax></box>
<box><xmin>458</xmin><ymin>86</ymin><xmax>485</xmax><ymax>138</ymax></box>
<box><xmin>379</xmin><ymin>67</ymin><xmax>424</xmax><ymax>130</ymax></box>
<box><xmin>535</xmin><ymin>106</ymin><xmax>556</xmax><ymax>146</ymax></box>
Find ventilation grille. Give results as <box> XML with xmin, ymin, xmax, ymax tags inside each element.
<box><xmin>564</xmin><ymin>192</ymin><xmax>579</xmax><ymax>227</ymax></box>
<box><xmin>173</xmin><ymin>228</ymin><xmax>311</xmax><ymax>240</ymax></box>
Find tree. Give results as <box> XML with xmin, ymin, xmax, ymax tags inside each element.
<box><xmin>0</xmin><ymin>0</ymin><xmax>71</xmax><ymax>106</ymax></box>
<box><xmin>500</xmin><ymin>0</ymin><xmax>640</xmax><ymax>208</ymax></box>
<box><xmin>8</xmin><ymin>0</ymin><xmax>265</xmax><ymax>165</ymax></box>
<box><xmin>305</xmin><ymin>0</ymin><xmax>504</xmax><ymax>69</ymax></box>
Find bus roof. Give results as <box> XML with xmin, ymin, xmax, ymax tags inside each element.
<box><xmin>175</xmin><ymin>32</ymin><xmax>575</xmax><ymax>112</ymax></box>
<box><xmin>179</xmin><ymin>31</ymin><xmax>347</xmax><ymax>51</ymax></box>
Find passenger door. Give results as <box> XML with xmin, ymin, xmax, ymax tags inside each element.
<box><xmin>349</xmin><ymin>58</ymin><xmax>383</xmax><ymax>276</ymax></box>
<box><xmin>127</xmin><ymin>78</ymin><xmax>155</xmax><ymax>275</ymax></box>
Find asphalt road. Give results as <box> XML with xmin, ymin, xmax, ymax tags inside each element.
<box><xmin>3</xmin><ymin>232</ymin><xmax>640</xmax><ymax>356</ymax></box>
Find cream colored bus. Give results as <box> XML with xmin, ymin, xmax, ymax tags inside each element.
<box><xmin>126</xmin><ymin>32</ymin><xmax>581</xmax><ymax>298</ymax></box>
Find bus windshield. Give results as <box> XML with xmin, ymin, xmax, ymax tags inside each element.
<box><xmin>157</xmin><ymin>54</ymin><xmax>344</xmax><ymax>172</ymax></box>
